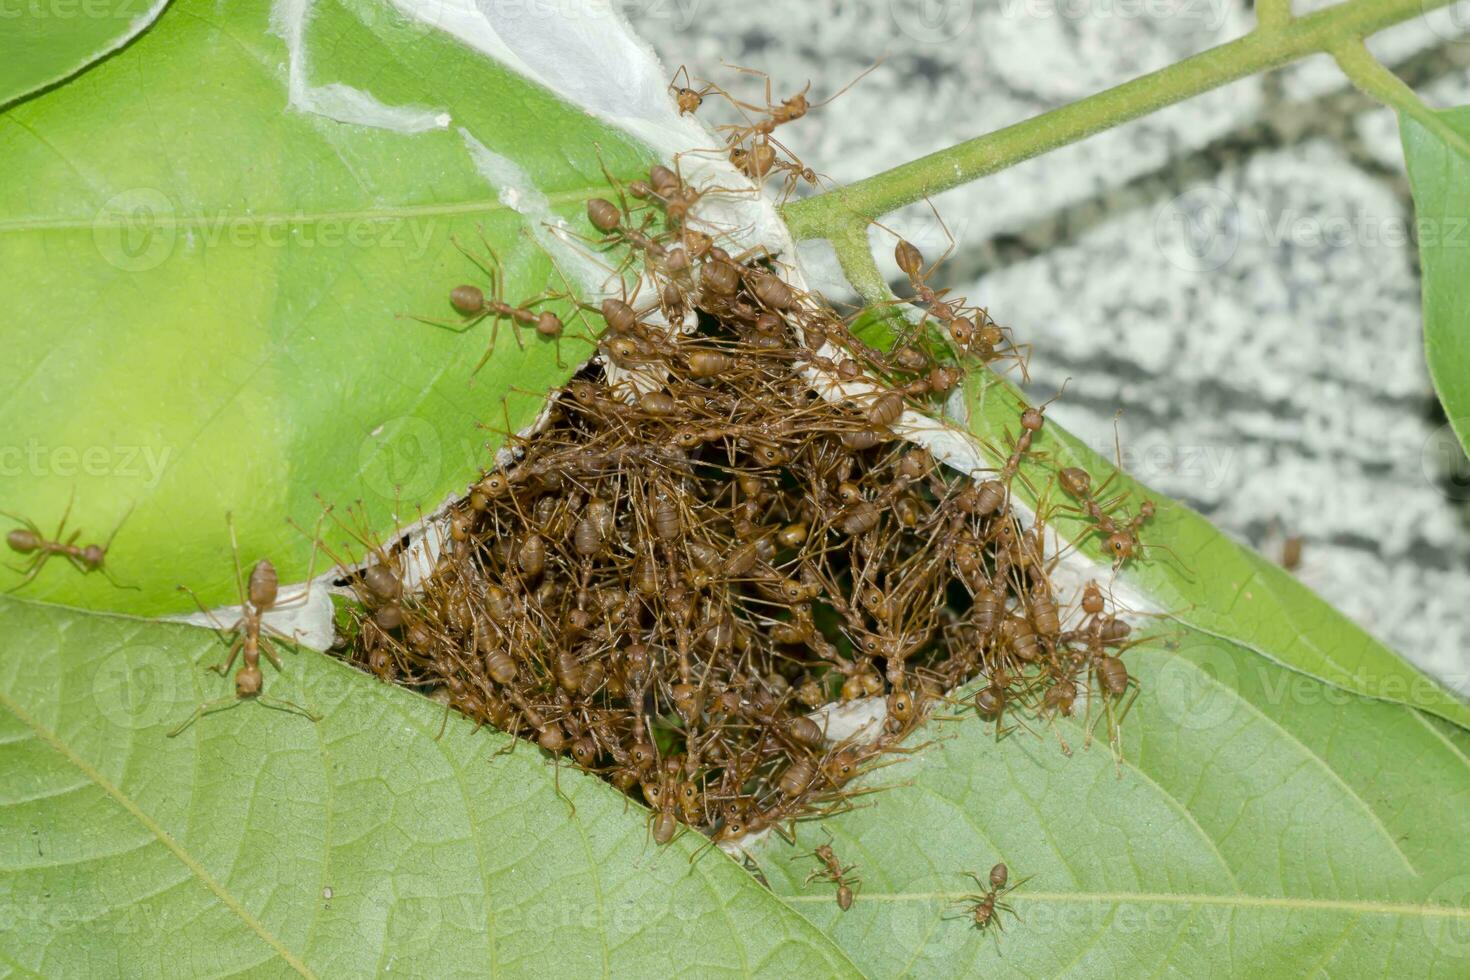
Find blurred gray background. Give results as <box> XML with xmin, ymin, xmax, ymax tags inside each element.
<box><xmin>622</xmin><ymin>0</ymin><xmax>1470</xmax><ymax>692</ymax></box>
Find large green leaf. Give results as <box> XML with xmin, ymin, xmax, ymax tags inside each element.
<box><xmin>0</xmin><ymin>596</ymin><xmax>860</xmax><ymax>976</ymax></box>
<box><xmin>962</xmin><ymin>375</ymin><xmax>1470</xmax><ymax>730</ymax></box>
<box><xmin>0</xmin><ymin>0</ymin><xmax>170</xmax><ymax>108</ymax></box>
<box><xmin>0</xmin><ymin>0</ymin><xmax>650</xmax><ymax>614</ymax></box>
<box><xmin>753</xmin><ymin>626</ymin><xmax>1470</xmax><ymax>977</ymax></box>
<box><xmin>1401</xmin><ymin>106</ymin><xmax>1470</xmax><ymax>465</ymax></box>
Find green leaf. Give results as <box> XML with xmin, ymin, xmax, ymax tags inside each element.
<box><xmin>753</xmin><ymin>626</ymin><xmax>1470</xmax><ymax>977</ymax></box>
<box><xmin>1401</xmin><ymin>106</ymin><xmax>1470</xmax><ymax>464</ymax></box>
<box><xmin>0</xmin><ymin>0</ymin><xmax>650</xmax><ymax>614</ymax></box>
<box><xmin>0</xmin><ymin>596</ymin><xmax>859</xmax><ymax>976</ymax></box>
<box><xmin>962</xmin><ymin>375</ymin><xmax>1470</xmax><ymax>730</ymax></box>
<box><xmin>0</xmin><ymin>0</ymin><xmax>170</xmax><ymax>108</ymax></box>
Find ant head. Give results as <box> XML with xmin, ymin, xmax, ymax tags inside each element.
<box><xmin>1107</xmin><ymin>531</ymin><xmax>1135</xmax><ymax>562</ymax></box>
<box><xmin>235</xmin><ymin>664</ymin><xmax>263</xmax><ymax>697</ymax></box>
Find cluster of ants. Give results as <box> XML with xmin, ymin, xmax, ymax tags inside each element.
<box><xmin>320</xmin><ymin>124</ymin><xmax>1149</xmax><ymax>914</ymax></box>
<box><xmin>2</xmin><ymin>66</ymin><xmax>1161</xmax><ymax>932</ymax></box>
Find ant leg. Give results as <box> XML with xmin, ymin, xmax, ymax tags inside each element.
<box><xmin>210</xmin><ymin>635</ymin><xmax>247</xmax><ymax>677</ymax></box>
<box><xmin>449</xmin><ymin>232</ymin><xmax>496</xmax><ymax>282</ymax></box>
<box><xmin>399</xmin><ymin>309</ymin><xmax>491</xmax><ymax>334</ymax></box>
<box><xmin>258</xmin><ymin>637</ymin><xmax>287</xmax><ymax>672</ymax></box>
<box><xmin>225</xmin><ymin>512</ymin><xmax>249</xmax><ymax>610</ymax></box>
<box><xmin>167</xmin><ymin>696</ymin><xmax>243</xmax><ymax>737</ymax></box>
<box><xmin>923</xmin><ymin>198</ymin><xmax>957</xmax><ymax>275</ymax></box>
<box><xmin>176</xmin><ymin>584</ymin><xmax>239</xmax><ymax>636</ymax></box>
<box><xmin>809</xmin><ymin>59</ymin><xmax>883</xmax><ymax>109</ymax></box>
<box><xmin>591</xmin><ymin>143</ymin><xmax>636</xmax><ymax>222</ymax></box>
<box><xmin>550</xmin><ymin>753</ymin><xmax>576</xmax><ymax>817</ymax></box>
<box><xmin>718</xmin><ymin>61</ymin><xmax>775</xmax><ymax>115</ymax></box>
<box><xmin>4</xmin><ymin>553</ymin><xmax>48</xmax><ymax>593</ymax></box>
<box><xmin>277</xmin><ymin>509</ymin><xmax>327</xmax><ymax>611</ymax></box>
<box><xmin>52</xmin><ymin>486</ymin><xmax>78</xmax><ymax>542</ymax></box>
<box><xmin>255</xmin><ymin>693</ymin><xmax>323</xmax><ymax>723</ymax></box>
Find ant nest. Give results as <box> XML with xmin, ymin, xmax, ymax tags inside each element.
<box><xmin>326</xmin><ymin>159</ymin><xmax>1150</xmax><ymax>849</ymax></box>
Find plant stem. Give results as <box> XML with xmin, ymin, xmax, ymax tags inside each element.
<box><xmin>782</xmin><ymin>0</ymin><xmax>1459</xmax><ymax>239</ymax></box>
<box><xmin>829</xmin><ymin>225</ymin><xmax>890</xmax><ymax>307</ymax></box>
<box><xmin>1256</xmin><ymin>0</ymin><xmax>1295</xmax><ymax>31</ymax></box>
<box><xmin>1331</xmin><ymin>39</ymin><xmax>1470</xmax><ymax>159</ymax></box>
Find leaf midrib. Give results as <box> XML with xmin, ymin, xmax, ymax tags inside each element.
<box><xmin>782</xmin><ymin>890</ymin><xmax>1470</xmax><ymax>918</ymax></box>
<box><xmin>0</xmin><ymin>185</ymin><xmax>605</xmax><ymax>233</ymax></box>
<box><xmin>0</xmin><ymin>685</ymin><xmax>316</xmax><ymax>979</ymax></box>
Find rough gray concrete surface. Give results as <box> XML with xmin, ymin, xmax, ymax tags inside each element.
<box><xmin>622</xmin><ymin>0</ymin><xmax>1470</xmax><ymax>692</ymax></box>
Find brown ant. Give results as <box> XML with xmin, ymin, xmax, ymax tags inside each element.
<box><xmin>1057</xmin><ymin>463</ymin><xmax>1159</xmax><ymax>568</ymax></box>
<box><xmin>886</xmin><ymin>212</ymin><xmax>1030</xmax><ymax>377</ymax></box>
<box><xmin>2</xmin><ymin>492</ymin><xmax>136</xmax><ymax>592</ymax></box>
<box><xmin>402</xmin><ymin>233</ymin><xmax>584</xmax><ymax>371</ymax></box>
<box><xmin>793</xmin><ymin>830</ymin><xmax>861</xmax><ymax>911</ymax></box>
<box><xmin>713</xmin><ymin>60</ymin><xmax>881</xmax><ymax>147</ymax></box>
<box><xmin>949</xmin><ymin>862</ymin><xmax>1028</xmax><ymax>934</ymax></box>
<box><xmin>169</xmin><ymin>514</ymin><xmax>323</xmax><ymax>736</ymax></box>
<box><xmin>668</xmin><ymin>65</ymin><xmax>716</xmax><ymax>116</ymax></box>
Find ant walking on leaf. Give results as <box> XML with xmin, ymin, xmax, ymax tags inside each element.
<box><xmin>2</xmin><ymin>490</ymin><xmax>137</xmax><ymax>592</ymax></box>
<box><xmin>402</xmin><ymin>231</ymin><xmax>590</xmax><ymax>371</ymax></box>
<box><xmin>948</xmin><ymin>862</ymin><xmax>1029</xmax><ymax>939</ymax></box>
<box><xmin>169</xmin><ymin>513</ymin><xmax>324</xmax><ymax>736</ymax></box>
<box><xmin>793</xmin><ymin>829</ymin><xmax>861</xmax><ymax>911</ymax></box>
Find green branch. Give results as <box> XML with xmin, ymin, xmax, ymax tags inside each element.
<box><xmin>1255</xmin><ymin>0</ymin><xmax>1295</xmax><ymax>31</ymax></box>
<box><xmin>1331</xmin><ymin>39</ymin><xmax>1470</xmax><ymax>159</ymax></box>
<box><xmin>782</xmin><ymin>0</ymin><xmax>1459</xmax><ymax>240</ymax></box>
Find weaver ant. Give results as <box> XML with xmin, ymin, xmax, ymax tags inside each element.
<box><xmin>2</xmin><ymin>491</ymin><xmax>136</xmax><ymax>592</ymax></box>
<box><xmin>403</xmin><ymin>233</ymin><xmax>586</xmax><ymax>371</ymax></box>
<box><xmin>169</xmin><ymin>514</ymin><xmax>323</xmax><ymax>736</ymax></box>
<box><xmin>669</xmin><ymin>65</ymin><xmax>717</xmax><ymax>116</ymax></box>
<box><xmin>793</xmin><ymin>829</ymin><xmax>861</xmax><ymax>911</ymax></box>
<box><xmin>713</xmin><ymin>61</ymin><xmax>881</xmax><ymax>147</ymax></box>
<box><xmin>949</xmin><ymin>862</ymin><xmax>1028</xmax><ymax>934</ymax></box>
